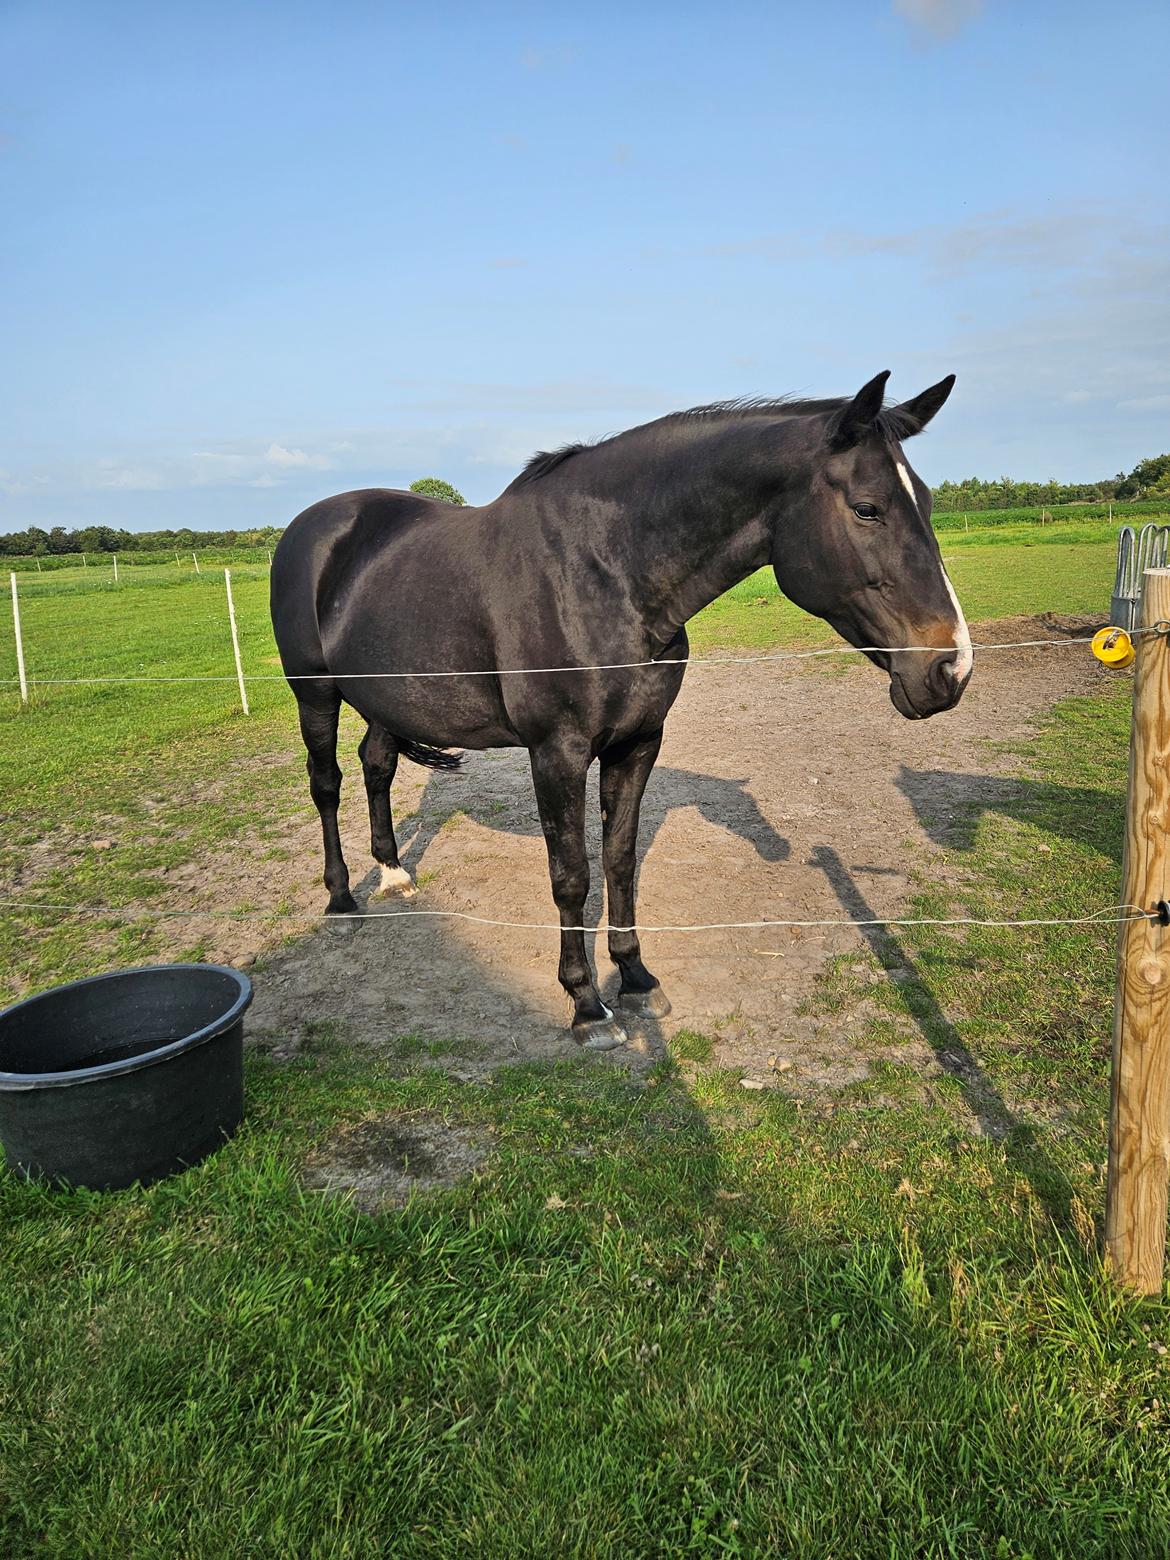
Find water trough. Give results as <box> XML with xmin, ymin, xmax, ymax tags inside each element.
<box><xmin>0</xmin><ymin>963</ymin><xmax>251</xmax><ymax>1190</ymax></box>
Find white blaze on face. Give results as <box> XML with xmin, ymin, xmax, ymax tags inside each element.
<box><xmin>895</xmin><ymin>459</ymin><xmax>918</xmax><ymax>509</ymax></box>
<box><xmin>943</xmin><ymin>570</ymin><xmax>974</xmax><ymax>683</ymax></box>
<box><xmin>897</xmin><ymin>457</ymin><xmax>973</xmax><ymax>684</ymax></box>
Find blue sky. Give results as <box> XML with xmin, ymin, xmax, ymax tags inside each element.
<box><xmin>2</xmin><ymin>0</ymin><xmax>1168</xmax><ymax>531</ymax></box>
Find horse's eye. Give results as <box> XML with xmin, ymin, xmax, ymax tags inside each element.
<box><xmin>852</xmin><ymin>502</ymin><xmax>882</xmax><ymax>521</ymax></box>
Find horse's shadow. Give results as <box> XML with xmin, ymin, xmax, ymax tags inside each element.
<box><xmin>393</xmin><ymin>762</ymin><xmax>791</xmax><ymax>880</ymax></box>
<box><xmin>813</xmin><ymin>844</ymin><xmax>1076</xmax><ymax>1220</ymax></box>
<box><xmin>344</xmin><ymin>762</ymin><xmax>790</xmax><ymax>1058</ymax></box>
<box><xmin>894</xmin><ymin>766</ymin><xmax>1122</xmax><ymax>864</ymax></box>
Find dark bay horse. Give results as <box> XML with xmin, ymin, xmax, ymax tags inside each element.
<box><xmin>270</xmin><ymin>370</ymin><xmax>972</xmax><ymax>1050</ymax></box>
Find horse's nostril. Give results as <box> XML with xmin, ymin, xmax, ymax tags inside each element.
<box><xmin>930</xmin><ymin>653</ymin><xmax>960</xmax><ymax>697</ymax></box>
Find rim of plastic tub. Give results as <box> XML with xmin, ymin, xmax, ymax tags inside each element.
<box><xmin>0</xmin><ymin>963</ymin><xmax>253</xmax><ymax>1090</ymax></box>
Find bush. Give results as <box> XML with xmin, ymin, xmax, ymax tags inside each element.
<box><xmin>409</xmin><ymin>477</ymin><xmax>467</xmax><ymax>505</ymax></box>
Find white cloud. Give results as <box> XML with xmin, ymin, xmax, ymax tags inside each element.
<box><xmin>893</xmin><ymin>0</ymin><xmax>982</xmax><ymax>43</ymax></box>
<box><xmin>265</xmin><ymin>442</ymin><xmax>330</xmax><ymax>469</ymax></box>
<box><xmin>520</xmin><ymin>44</ymin><xmax>580</xmax><ymax>72</ymax></box>
<box><xmin>824</xmin><ymin>206</ymin><xmax>1164</xmax><ymax>282</ymax></box>
<box><xmin>91</xmin><ymin>462</ymin><xmax>166</xmax><ymax>491</ymax></box>
<box><xmin>706</xmin><ymin>206</ymin><xmax>1170</xmax><ymax>293</ymax></box>
<box><xmin>0</xmin><ymin>469</ymin><xmax>35</xmax><ymax>495</ymax></box>
<box><xmin>70</xmin><ymin>439</ymin><xmax>333</xmax><ymax>494</ymax></box>
<box><xmin>1118</xmin><ymin>394</ymin><xmax>1170</xmax><ymax>413</ymax></box>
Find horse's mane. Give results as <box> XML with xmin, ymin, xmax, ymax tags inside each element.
<box><xmin>506</xmin><ymin>396</ymin><xmax>919</xmax><ymax>489</ymax></box>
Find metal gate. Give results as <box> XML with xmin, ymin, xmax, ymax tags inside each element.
<box><xmin>1112</xmin><ymin>524</ymin><xmax>1170</xmax><ymax>630</ymax></box>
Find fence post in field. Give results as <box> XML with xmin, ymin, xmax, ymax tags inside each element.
<box><xmin>192</xmin><ymin>552</ymin><xmax>201</xmax><ymax>575</ymax></box>
<box><xmin>1106</xmin><ymin>566</ymin><xmax>1170</xmax><ymax>1292</ymax></box>
<box><xmin>224</xmin><ymin>569</ymin><xmax>250</xmax><ymax>716</ymax></box>
<box><xmin>9</xmin><ymin>572</ymin><xmax>28</xmax><ymax>707</ymax></box>
<box><xmin>82</xmin><ymin>552</ymin><xmax>87</xmax><ymax>568</ymax></box>
<box><xmin>113</xmin><ymin>554</ymin><xmax>119</xmax><ymax>584</ymax></box>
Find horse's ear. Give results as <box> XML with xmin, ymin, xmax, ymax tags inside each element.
<box><xmin>885</xmin><ymin>374</ymin><xmax>956</xmax><ymax>440</ymax></box>
<box><xmin>829</xmin><ymin>370</ymin><xmax>891</xmax><ymax>448</ymax></box>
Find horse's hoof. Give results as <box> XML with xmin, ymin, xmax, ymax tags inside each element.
<box><xmin>372</xmin><ymin>864</ymin><xmax>416</xmax><ymax>900</ymax></box>
<box><xmin>324</xmin><ymin>907</ymin><xmax>362</xmax><ymax>936</ymax></box>
<box><xmin>572</xmin><ymin>1009</ymin><xmax>628</xmax><ymax>1052</ymax></box>
<box><xmin>619</xmin><ymin>985</ymin><xmax>672</xmax><ymax>1019</ymax></box>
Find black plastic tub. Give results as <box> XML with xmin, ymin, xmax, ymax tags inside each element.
<box><xmin>0</xmin><ymin>964</ymin><xmax>252</xmax><ymax>1190</ymax></box>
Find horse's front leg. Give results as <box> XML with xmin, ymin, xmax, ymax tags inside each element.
<box><xmin>600</xmin><ymin>729</ymin><xmax>671</xmax><ymax>1019</ymax></box>
<box><xmin>529</xmin><ymin>740</ymin><xmax>626</xmax><ymax>1052</ymax></box>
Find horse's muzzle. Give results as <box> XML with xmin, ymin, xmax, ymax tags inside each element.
<box><xmin>888</xmin><ymin>651</ymin><xmax>972</xmax><ymax>719</ymax></box>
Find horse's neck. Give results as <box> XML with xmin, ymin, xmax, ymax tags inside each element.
<box><xmin>609</xmin><ymin>424</ymin><xmax>791</xmax><ymax>646</ymax></box>
<box><xmin>637</xmin><ymin>517</ymin><xmax>770</xmax><ymax>645</ymax></box>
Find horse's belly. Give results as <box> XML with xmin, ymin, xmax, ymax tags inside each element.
<box><xmin>336</xmin><ymin>677</ymin><xmax>520</xmax><ymax>750</ymax></box>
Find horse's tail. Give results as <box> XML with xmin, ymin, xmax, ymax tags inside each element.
<box><xmin>400</xmin><ymin>739</ymin><xmax>464</xmax><ymax>771</ymax></box>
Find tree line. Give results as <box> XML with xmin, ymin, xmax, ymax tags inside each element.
<box><xmin>2</xmin><ymin>460</ymin><xmax>1168</xmax><ymax>554</ymax></box>
<box><xmin>0</xmin><ymin>478</ymin><xmax>469</xmax><ymax>557</ymax></box>
<box><xmin>933</xmin><ymin>455</ymin><xmax>1170</xmax><ymax>512</ymax></box>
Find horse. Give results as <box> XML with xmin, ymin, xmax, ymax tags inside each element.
<box><xmin>270</xmin><ymin>370</ymin><xmax>972</xmax><ymax>1051</ymax></box>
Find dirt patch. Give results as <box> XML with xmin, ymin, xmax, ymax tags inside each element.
<box><xmin>152</xmin><ymin>615</ymin><xmax>1115</xmax><ymax>1111</ymax></box>
<box><xmin>302</xmin><ymin>1114</ymin><xmax>491</xmax><ymax>1212</ymax></box>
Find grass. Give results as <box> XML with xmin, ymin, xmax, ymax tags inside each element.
<box><xmin>5</xmin><ymin>997</ymin><xmax>1170</xmax><ymax>1556</ymax></box>
<box><xmin>3</xmin><ymin>532</ymin><xmax>1168</xmax><ymax>1554</ymax></box>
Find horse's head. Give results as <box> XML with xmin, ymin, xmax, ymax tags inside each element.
<box><xmin>772</xmin><ymin>371</ymin><xmax>972</xmax><ymax>719</ymax></box>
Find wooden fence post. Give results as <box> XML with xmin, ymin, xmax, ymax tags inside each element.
<box><xmin>224</xmin><ymin>569</ymin><xmax>249</xmax><ymax>716</ymax></box>
<box><xmin>1106</xmin><ymin>566</ymin><xmax>1170</xmax><ymax>1292</ymax></box>
<box><xmin>9</xmin><ymin>572</ymin><xmax>28</xmax><ymax>707</ymax></box>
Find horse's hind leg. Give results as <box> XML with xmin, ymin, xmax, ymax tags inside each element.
<box><xmin>296</xmin><ymin>685</ymin><xmax>358</xmax><ymax>922</ymax></box>
<box><xmin>600</xmin><ymin>728</ymin><xmax>671</xmax><ymax>1019</ymax></box>
<box><xmin>359</xmin><ymin>723</ymin><xmax>415</xmax><ymax>898</ymax></box>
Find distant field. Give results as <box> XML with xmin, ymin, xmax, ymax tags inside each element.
<box><xmin>3</xmin><ymin>546</ymin><xmax>274</xmax><ymax>575</ymax></box>
<box><xmin>932</xmin><ymin>497</ymin><xmax>1170</xmax><ymax>530</ymax></box>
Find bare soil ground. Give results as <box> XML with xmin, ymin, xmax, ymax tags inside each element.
<box><xmin>221</xmin><ymin>615</ymin><xmax>1113</xmax><ymax>1102</ymax></box>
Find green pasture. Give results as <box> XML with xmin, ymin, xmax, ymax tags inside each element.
<box><xmin>3</xmin><ymin>535</ymin><xmax>1168</xmax><ymax>1556</ymax></box>
<box><xmin>4</xmin><ymin>547</ymin><xmax>275</xmax><ymax>576</ymax></box>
